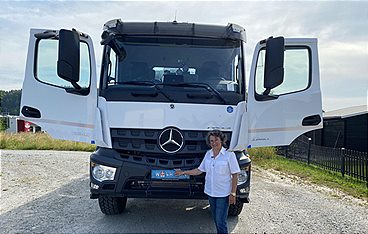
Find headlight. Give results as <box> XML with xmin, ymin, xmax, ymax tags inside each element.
<box><xmin>237</xmin><ymin>166</ymin><xmax>250</xmax><ymax>185</ymax></box>
<box><xmin>91</xmin><ymin>163</ymin><xmax>117</xmax><ymax>182</ymax></box>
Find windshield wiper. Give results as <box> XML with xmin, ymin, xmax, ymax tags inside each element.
<box><xmin>164</xmin><ymin>82</ymin><xmax>226</xmax><ymax>104</ymax></box>
<box><xmin>119</xmin><ymin>81</ymin><xmax>157</xmax><ymax>86</ymax></box>
<box><xmin>119</xmin><ymin>81</ymin><xmax>175</xmax><ymax>102</ymax></box>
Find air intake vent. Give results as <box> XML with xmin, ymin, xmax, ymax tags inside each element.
<box><xmin>111</xmin><ymin>128</ymin><xmax>231</xmax><ymax>158</ymax></box>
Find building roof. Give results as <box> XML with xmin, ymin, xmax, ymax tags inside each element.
<box><xmin>324</xmin><ymin>105</ymin><xmax>367</xmax><ymax>119</ymax></box>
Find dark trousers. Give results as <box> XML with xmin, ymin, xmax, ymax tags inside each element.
<box><xmin>208</xmin><ymin>195</ymin><xmax>229</xmax><ymax>234</ymax></box>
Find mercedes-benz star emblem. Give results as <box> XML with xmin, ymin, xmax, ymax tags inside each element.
<box><xmin>159</xmin><ymin>128</ymin><xmax>184</xmax><ymax>153</ymax></box>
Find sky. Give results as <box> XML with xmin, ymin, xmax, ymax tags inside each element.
<box><xmin>0</xmin><ymin>1</ymin><xmax>367</xmax><ymax>112</ymax></box>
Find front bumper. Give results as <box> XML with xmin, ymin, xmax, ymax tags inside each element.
<box><xmin>89</xmin><ymin>147</ymin><xmax>251</xmax><ymax>202</ymax></box>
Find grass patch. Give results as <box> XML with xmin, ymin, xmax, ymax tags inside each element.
<box><xmin>249</xmin><ymin>147</ymin><xmax>368</xmax><ymax>200</ymax></box>
<box><xmin>0</xmin><ymin>132</ymin><xmax>95</xmax><ymax>151</ymax></box>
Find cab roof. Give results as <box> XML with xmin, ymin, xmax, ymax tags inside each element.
<box><xmin>101</xmin><ymin>19</ymin><xmax>246</xmax><ymax>44</ymax></box>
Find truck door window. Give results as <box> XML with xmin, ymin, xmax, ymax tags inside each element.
<box><xmin>36</xmin><ymin>39</ymin><xmax>91</xmax><ymax>89</ymax></box>
<box><xmin>255</xmin><ymin>47</ymin><xmax>310</xmax><ymax>96</ymax></box>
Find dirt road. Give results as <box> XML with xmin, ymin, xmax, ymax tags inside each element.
<box><xmin>1</xmin><ymin>150</ymin><xmax>367</xmax><ymax>233</ymax></box>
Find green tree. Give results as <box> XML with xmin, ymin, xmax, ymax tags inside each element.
<box><xmin>0</xmin><ymin>89</ymin><xmax>22</xmax><ymax>115</ymax></box>
<box><xmin>0</xmin><ymin>117</ymin><xmax>7</xmax><ymax>131</ymax></box>
<box><xmin>0</xmin><ymin>90</ymin><xmax>5</xmax><ymax>113</ymax></box>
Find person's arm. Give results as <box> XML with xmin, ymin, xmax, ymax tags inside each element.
<box><xmin>228</xmin><ymin>151</ymin><xmax>240</xmax><ymax>204</ymax></box>
<box><xmin>231</xmin><ymin>173</ymin><xmax>238</xmax><ymax>194</ymax></box>
<box><xmin>175</xmin><ymin>168</ymin><xmax>203</xmax><ymax>176</ymax></box>
<box><xmin>175</xmin><ymin>152</ymin><xmax>207</xmax><ymax>177</ymax></box>
<box><xmin>229</xmin><ymin>173</ymin><xmax>238</xmax><ymax>204</ymax></box>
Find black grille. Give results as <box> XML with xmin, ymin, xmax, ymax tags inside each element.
<box><xmin>116</xmin><ymin>154</ymin><xmax>202</xmax><ymax>168</ymax></box>
<box><xmin>111</xmin><ymin>128</ymin><xmax>231</xmax><ymax>157</ymax></box>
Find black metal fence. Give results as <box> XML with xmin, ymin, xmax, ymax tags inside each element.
<box><xmin>277</xmin><ymin>135</ymin><xmax>368</xmax><ymax>186</ymax></box>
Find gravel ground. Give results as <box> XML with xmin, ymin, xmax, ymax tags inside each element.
<box><xmin>1</xmin><ymin>150</ymin><xmax>367</xmax><ymax>233</ymax></box>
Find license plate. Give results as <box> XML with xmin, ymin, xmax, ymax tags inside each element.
<box><xmin>151</xmin><ymin>169</ymin><xmax>189</xmax><ymax>180</ymax></box>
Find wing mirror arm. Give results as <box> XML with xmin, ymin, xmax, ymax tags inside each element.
<box><xmin>71</xmin><ymin>81</ymin><xmax>82</xmax><ymax>90</ymax></box>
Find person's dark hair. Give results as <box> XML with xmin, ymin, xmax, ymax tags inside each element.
<box><xmin>206</xmin><ymin>130</ymin><xmax>227</xmax><ymax>147</ymax></box>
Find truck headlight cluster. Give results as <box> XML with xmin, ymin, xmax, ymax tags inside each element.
<box><xmin>91</xmin><ymin>162</ymin><xmax>116</xmax><ymax>182</ymax></box>
<box><xmin>237</xmin><ymin>166</ymin><xmax>250</xmax><ymax>185</ymax></box>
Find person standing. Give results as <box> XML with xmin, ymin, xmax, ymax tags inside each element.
<box><xmin>175</xmin><ymin>130</ymin><xmax>240</xmax><ymax>234</ymax></box>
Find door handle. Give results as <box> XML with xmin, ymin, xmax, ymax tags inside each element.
<box><xmin>21</xmin><ymin>106</ymin><xmax>41</xmax><ymax>118</ymax></box>
<box><xmin>302</xmin><ymin>115</ymin><xmax>321</xmax><ymax>126</ymax></box>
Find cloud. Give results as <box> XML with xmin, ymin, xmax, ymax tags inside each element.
<box><xmin>0</xmin><ymin>1</ymin><xmax>367</xmax><ymax>111</ymax></box>
<box><xmin>0</xmin><ymin>71</ymin><xmax>24</xmax><ymax>90</ymax></box>
<box><xmin>323</xmin><ymin>96</ymin><xmax>367</xmax><ymax>112</ymax></box>
<box><xmin>319</xmin><ymin>40</ymin><xmax>368</xmax><ymax>100</ymax></box>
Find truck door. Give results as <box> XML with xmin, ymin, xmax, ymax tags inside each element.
<box><xmin>20</xmin><ymin>29</ymin><xmax>98</xmax><ymax>144</ymax></box>
<box><xmin>230</xmin><ymin>37</ymin><xmax>322</xmax><ymax>150</ymax></box>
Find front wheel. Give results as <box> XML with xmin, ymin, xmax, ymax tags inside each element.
<box><xmin>98</xmin><ymin>196</ymin><xmax>127</xmax><ymax>215</ymax></box>
<box><xmin>228</xmin><ymin>198</ymin><xmax>244</xmax><ymax>216</ymax></box>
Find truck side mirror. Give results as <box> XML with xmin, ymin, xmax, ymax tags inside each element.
<box><xmin>57</xmin><ymin>29</ymin><xmax>80</xmax><ymax>84</ymax></box>
<box><xmin>263</xmin><ymin>37</ymin><xmax>285</xmax><ymax>95</ymax></box>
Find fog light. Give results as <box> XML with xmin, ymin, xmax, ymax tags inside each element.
<box><xmin>240</xmin><ymin>188</ymin><xmax>247</xmax><ymax>193</ymax></box>
<box><xmin>90</xmin><ymin>182</ymin><xmax>99</xmax><ymax>190</ymax></box>
<box><xmin>91</xmin><ymin>163</ymin><xmax>117</xmax><ymax>182</ymax></box>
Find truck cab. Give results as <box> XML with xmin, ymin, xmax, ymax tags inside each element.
<box><xmin>20</xmin><ymin>19</ymin><xmax>322</xmax><ymax>216</ymax></box>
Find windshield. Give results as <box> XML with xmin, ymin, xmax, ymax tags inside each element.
<box><xmin>100</xmin><ymin>36</ymin><xmax>245</xmax><ymax>105</ymax></box>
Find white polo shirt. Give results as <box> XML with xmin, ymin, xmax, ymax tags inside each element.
<box><xmin>198</xmin><ymin>147</ymin><xmax>241</xmax><ymax>197</ymax></box>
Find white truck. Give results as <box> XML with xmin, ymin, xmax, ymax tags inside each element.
<box><xmin>20</xmin><ymin>19</ymin><xmax>322</xmax><ymax>216</ymax></box>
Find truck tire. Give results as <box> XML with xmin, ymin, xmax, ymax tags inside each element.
<box><xmin>228</xmin><ymin>198</ymin><xmax>244</xmax><ymax>216</ymax></box>
<box><xmin>98</xmin><ymin>196</ymin><xmax>127</xmax><ymax>215</ymax></box>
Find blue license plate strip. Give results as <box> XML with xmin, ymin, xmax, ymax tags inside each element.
<box><xmin>151</xmin><ymin>169</ymin><xmax>189</xmax><ymax>180</ymax></box>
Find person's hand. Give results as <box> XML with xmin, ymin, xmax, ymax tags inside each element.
<box><xmin>174</xmin><ymin>169</ymin><xmax>183</xmax><ymax>176</ymax></box>
<box><xmin>229</xmin><ymin>194</ymin><xmax>236</xmax><ymax>205</ymax></box>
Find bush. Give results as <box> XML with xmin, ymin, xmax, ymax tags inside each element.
<box><xmin>0</xmin><ymin>117</ymin><xmax>7</xmax><ymax>131</ymax></box>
